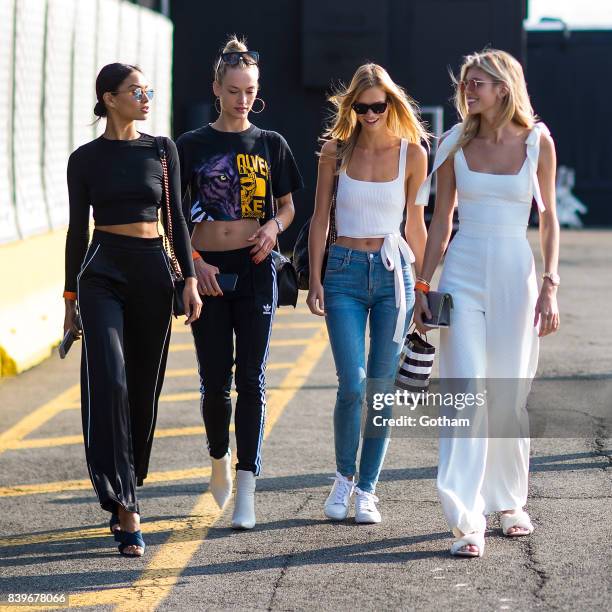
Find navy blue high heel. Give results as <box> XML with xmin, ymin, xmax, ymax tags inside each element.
<box><xmin>114</xmin><ymin>529</ymin><xmax>145</xmax><ymax>557</ymax></box>
<box><xmin>109</xmin><ymin>513</ymin><xmax>120</xmax><ymax>533</ymax></box>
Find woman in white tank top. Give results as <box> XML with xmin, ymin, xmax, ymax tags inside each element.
<box><xmin>413</xmin><ymin>50</ymin><xmax>560</xmax><ymax>557</ymax></box>
<box><xmin>307</xmin><ymin>64</ymin><xmax>429</xmax><ymax>524</ymax></box>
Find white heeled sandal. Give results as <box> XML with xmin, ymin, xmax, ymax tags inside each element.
<box><xmin>500</xmin><ymin>510</ymin><xmax>534</xmax><ymax>537</ymax></box>
<box><xmin>450</xmin><ymin>531</ymin><xmax>485</xmax><ymax>558</ymax></box>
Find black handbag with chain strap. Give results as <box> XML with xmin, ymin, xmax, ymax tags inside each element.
<box><xmin>262</xmin><ymin>131</ymin><xmax>299</xmax><ymax>307</ymax></box>
<box><xmin>292</xmin><ymin>142</ymin><xmax>342</xmax><ymax>290</ymax></box>
<box><xmin>155</xmin><ymin>137</ymin><xmax>185</xmax><ymax>317</ymax></box>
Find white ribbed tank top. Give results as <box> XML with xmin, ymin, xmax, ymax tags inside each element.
<box><xmin>332</xmin><ymin>139</ymin><xmax>415</xmax><ymax>344</ymax></box>
<box><xmin>335</xmin><ymin>139</ymin><xmax>408</xmax><ymax>237</ymax></box>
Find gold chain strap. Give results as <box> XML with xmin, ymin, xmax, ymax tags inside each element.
<box><xmin>159</xmin><ymin>154</ymin><xmax>183</xmax><ymax>280</ymax></box>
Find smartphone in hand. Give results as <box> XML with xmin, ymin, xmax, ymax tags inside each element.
<box><xmin>216</xmin><ymin>273</ymin><xmax>239</xmax><ymax>293</ymax></box>
<box><xmin>59</xmin><ymin>315</ymin><xmax>82</xmax><ymax>359</ymax></box>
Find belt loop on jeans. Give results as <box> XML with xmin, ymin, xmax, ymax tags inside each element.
<box><xmin>340</xmin><ymin>248</ymin><xmax>350</xmax><ymax>267</ymax></box>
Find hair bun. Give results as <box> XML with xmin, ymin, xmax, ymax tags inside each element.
<box><xmin>222</xmin><ymin>35</ymin><xmax>248</xmax><ymax>54</ymax></box>
<box><xmin>93</xmin><ymin>100</ymin><xmax>107</xmax><ymax>117</ymax></box>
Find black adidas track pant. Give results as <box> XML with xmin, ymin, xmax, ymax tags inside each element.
<box><xmin>191</xmin><ymin>246</ymin><xmax>276</xmax><ymax>476</ymax></box>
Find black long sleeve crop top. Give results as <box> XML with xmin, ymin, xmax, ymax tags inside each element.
<box><xmin>64</xmin><ymin>132</ymin><xmax>195</xmax><ymax>294</ymax></box>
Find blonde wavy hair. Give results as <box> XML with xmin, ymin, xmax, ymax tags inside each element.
<box><xmin>213</xmin><ymin>35</ymin><xmax>259</xmax><ymax>84</ymax></box>
<box><xmin>323</xmin><ymin>63</ymin><xmax>430</xmax><ymax>169</ymax></box>
<box><xmin>452</xmin><ymin>49</ymin><xmax>537</xmax><ymax>152</ymax></box>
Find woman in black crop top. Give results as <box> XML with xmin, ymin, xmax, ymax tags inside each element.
<box><xmin>64</xmin><ymin>63</ymin><xmax>201</xmax><ymax>557</ymax></box>
<box><xmin>176</xmin><ymin>36</ymin><xmax>303</xmax><ymax>530</ymax></box>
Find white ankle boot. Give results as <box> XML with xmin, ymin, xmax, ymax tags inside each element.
<box><xmin>209</xmin><ymin>450</ymin><xmax>233</xmax><ymax>509</ymax></box>
<box><xmin>231</xmin><ymin>470</ymin><xmax>256</xmax><ymax>530</ymax></box>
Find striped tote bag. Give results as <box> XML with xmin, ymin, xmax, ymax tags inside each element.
<box><xmin>395</xmin><ymin>329</ymin><xmax>435</xmax><ymax>390</ymax></box>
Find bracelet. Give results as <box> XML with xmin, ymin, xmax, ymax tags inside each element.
<box><xmin>192</xmin><ymin>250</ymin><xmax>202</xmax><ymax>261</ymax></box>
<box><xmin>63</xmin><ymin>291</ymin><xmax>77</xmax><ymax>301</ymax></box>
<box><xmin>542</xmin><ymin>272</ymin><xmax>560</xmax><ymax>286</ymax></box>
<box><xmin>272</xmin><ymin>217</ymin><xmax>284</xmax><ymax>233</ymax></box>
<box><xmin>415</xmin><ymin>277</ymin><xmax>431</xmax><ymax>287</ymax></box>
<box><xmin>414</xmin><ymin>281</ymin><xmax>430</xmax><ymax>294</ymax></box>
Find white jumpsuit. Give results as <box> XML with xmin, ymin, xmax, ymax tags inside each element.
<box><xmin>416</xmin><ymin>122</ymin><xmax>549</xmax><ymax>536</ymax></box>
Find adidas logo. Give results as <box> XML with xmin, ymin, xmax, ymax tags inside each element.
<box><xmin>263</xmin><ymin>303</ymin><xmax>272</xmax><ymax>315</ymax></box>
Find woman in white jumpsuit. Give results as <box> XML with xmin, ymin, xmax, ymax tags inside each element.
<box><xmin>413</xmin><ymin>49</ymin><xmax>560</xmax><ymax>557</ymax></box>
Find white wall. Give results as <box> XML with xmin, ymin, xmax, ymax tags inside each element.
<box><xmin>0</xmin><ymin>0</ymin><xmax>174</xmax><ymax>244</ymax></box>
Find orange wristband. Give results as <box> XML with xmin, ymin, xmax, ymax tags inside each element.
<box><xmin>63</xmin><ymin>291</ymin><xmax>77</xmax><ymax>301</ymax></box>
<box><xmin>192</xmin><ymin>250</ymin><xmax>202</xmax><ymax>261</ymax></box>
<box><xmin>414</xmin><ymin>282</ymin><xmax>430</xmax><ymax>294</ymax></box>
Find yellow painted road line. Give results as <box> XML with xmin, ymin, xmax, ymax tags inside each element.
<box><xmin>3</xmin><ymin>359</ymin><xmax>297</xmax><ymax>451</ymax></box>
<box><xmin>164</xmin><ymin>367</ymin><xmax>198</xmax><ymax>377</ymax></box>
<box><xmin>266</xmin><ymin>338</ymin><xmax>315</xmax><ymax>347</ymax></box>
<box><xmin>58</xmin><ymin>325</ymin><xmax>329</xmax><ymax>612</ymax></box>
<box><xmin>262</xmin><ymin>327</ymin><xmax>329</xmax><ymax>435</ymax></box>
<box><xmin>1</xmin><ymin>511</ymin><xmax>227</xmax><ymax>549</ymax></box>
<box><xmin>6</xmin><ymin>424</ymin><xmax>229</xmax><ymax>450</ymax></box>
<box><xmin>171</xmin><ymin>321</ymin><xmax>322</xmax><ymax>334</ymax></box>
<box><xmin>5</xmin><ymin>433</ymin><xmax>84</xmax><ymax>449</ymax></box>
<box><xmin>273</xmin><ymin>322</ymin><xmax>323</xmax><ymax>330</ymax></box>
<box><xmin>171</xmin><ymin>306</ymin><xmax>311</xmax><ymax>325</ymax></box>
<box><xmin>273</xmin><ymin>307</ymin><xmax>311</xmax><ymax>316</ymax></box>
<box><xmin>164</xmin><ymin>361</ymin><xmax>294</xmax><ymax>378</ymax></box>
<box><xmin>160</xmin><ymin>392</ymin><xmax>204</xmax><ymax>402</ymax></box>
<box><xmin>0</xmin><ymin>384</ymin><xmax>80</xmax><ymax>455</ymax></box>
<box><xmin>169</xmin><ymin>337</ymin><xmax>311</xmax><ymax>353</ymax></box>
<box><xmin>0</xmin><ymin>466</ymin><xmax>212</xmax><ymax>498</ymax></box>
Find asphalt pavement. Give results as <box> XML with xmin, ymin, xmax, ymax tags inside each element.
<box><xmin>0</xmin><ymin>229</ymin><xmax>610</xmax><ymax>611</ymax></box>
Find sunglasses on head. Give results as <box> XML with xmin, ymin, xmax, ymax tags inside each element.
<box><xmin>220</xmin><ymin>51</ymin><xmax>260</xmax><ymax>66</ymax></box>
<box><xmin>112</xmin><ymin>87</ymin><xmax>155</xmax><ymax>102</ymax></box>
<box><xmin>351</xmin><ymin>101</ymin><xmax>388</xmax><ymax>115</ymax></box>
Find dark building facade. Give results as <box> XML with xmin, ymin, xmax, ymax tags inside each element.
<box><xmin>526</xmin><ymin>28</ymin><xmax>612</xmax><ymax>226</ymax></box>
<box><xmin>171</xmin><ymin>0</ymin><xmax>536</xmax><ymax>245</ymax></box>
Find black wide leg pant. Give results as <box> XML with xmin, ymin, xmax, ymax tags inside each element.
<box><xmin>77</xmin><ymin>229</ymin><xmax>174</xmax><ymax>513</ymax></box>
<box><xmin>191</xmin><ymin>247</ymin><xmax>276</xmax><ymax>476</ymax></box>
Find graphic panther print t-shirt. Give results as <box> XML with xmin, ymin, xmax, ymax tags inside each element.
<box><xmin>176</xmin><ymin>124</ymin><xmax>303</xmax><ymax>232</ymax></box>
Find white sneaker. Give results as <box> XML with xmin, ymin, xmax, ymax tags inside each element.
<box><xmin>231</xmin><ymin>470</ymin><xmax>256</xmax><ymax>530</ymax></box>
<box><xmin>354</xmin><ymin>487</ymin><xmax>381</xmax><ymax>524</ymax></box>
<box><xmin>209</xmin><ymin>449</ymin><xmax>232</xmax><ymax>509</ymax></box>
<box><xmin>324</xmin><ymin>472</ymin><xmax>354</xmax><ymax>520</ymax></box>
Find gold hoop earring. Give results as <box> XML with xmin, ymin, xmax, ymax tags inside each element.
<box><xmin>251</xmin><ymin>97</ymin><xmax>266</xmax><ymax>114</ymax></box>
<box><xmin>214</xmin><ymin>97</ymin><xmax>221</xmax><ymax>114</ymax></box>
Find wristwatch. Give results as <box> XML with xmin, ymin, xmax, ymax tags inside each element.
<box><xmin>272</xmin><ymin>217</ymin><xmax>284</xmax><ymax>233</ymax></box>
<box><xmin>542</xmin><ymin>272</ymin><xmax>560</xmax><ymax>286</ymax></box>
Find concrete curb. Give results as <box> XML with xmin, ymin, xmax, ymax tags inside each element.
<box><xmin>0</xmin><ymin>229</ymin><xmax>65</xmax><ymax>377</ymax></box>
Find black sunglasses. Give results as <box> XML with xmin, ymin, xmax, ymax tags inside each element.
<box><xmin>220</xmin><ymin>51</ymin><xmax>260</xmax><ymax>66</ymax></box>
<box><xmin>351</xmin><ymin>101</ymin><xmax>388</xmax><ymax>115</ymax></box>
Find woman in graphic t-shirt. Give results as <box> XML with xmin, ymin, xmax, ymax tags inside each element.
<box><xmin>176</xmin><ymin>36</ymin><xmax>303</xmax><ymax>530</ymax></box>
